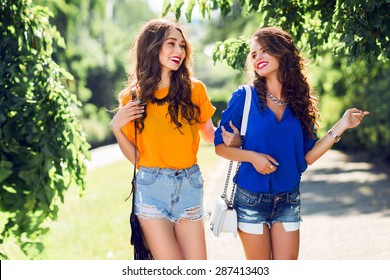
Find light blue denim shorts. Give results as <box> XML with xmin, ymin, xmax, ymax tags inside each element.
<box><xmin>234</xmin><ymin>186</ymin><xmax>302</xmax><ymax>234</ymax></box>
<box><xmin>134</xmin><ymin>164</ymin><xmax>204</xmax><ymax>223</ymax></box>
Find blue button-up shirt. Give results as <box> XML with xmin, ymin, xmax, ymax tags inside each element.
<box><xmin>214</xmin><ymin>85</ymin><xmax>317</xmax><ymax>194</ymax></box>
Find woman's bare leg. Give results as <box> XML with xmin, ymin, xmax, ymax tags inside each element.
<box><xmin>270</xmin><ymin>222</ymin><xmax>300</xmax><ymax>260</ymax></box>
<box><xmin>175</xmin><ymin>219</ymin><xmax>207</xmax><ymax>260</ymax></box>
<box><xmin>238</xmin><ymin>224</ymin><xmax>271</xmax><ymax>260</ymax></box>
<box><xmin>139</xmin><ymin>218</ymin><xmax>183</xmax><ymax>260</ymax></box>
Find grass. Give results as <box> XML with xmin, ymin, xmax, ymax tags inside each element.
<box><xmin>3</xmin><ymin>142</ymin><xmax>219</xmax><ymax>260</ymax></box>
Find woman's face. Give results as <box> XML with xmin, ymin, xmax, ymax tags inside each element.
<box><xmin>250</xmin><ymin>39</ymin><xmax>279</xmax><ymax>79</ymax></box>
<box><xmin>159</xmin><ymin>28</ymin><xmax>186</xmax><ymax>75</ymax></box>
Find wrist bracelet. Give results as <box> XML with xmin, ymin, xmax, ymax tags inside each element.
<box><xmin>328</xmin><ymin>130</ymin><xmax>341</xmax><ymax>142</ymax></box>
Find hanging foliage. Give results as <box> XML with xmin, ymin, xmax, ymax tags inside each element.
<box><xmin>164</xmin><ymin>0</ymin><xmax>390</xmax><ymax>69</ymax></box>
<box><xmin>0</xmin><ymin>0</ymin><xmax>90</xmax><ymax>258</ymax></box>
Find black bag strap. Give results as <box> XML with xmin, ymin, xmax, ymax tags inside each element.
<box><xmin>125</xmin><ymin>91</ymin><xmax>138</xmax><ymax>202</ymax></box>
<box><xmin>131</xmin><ymin>91</ymin><xmax>137</xmax><ymax>205</ymax></box>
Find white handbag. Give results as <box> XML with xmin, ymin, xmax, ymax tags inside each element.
<box><xmin>210</xmin><ymin>85</ymin><xmax>252</xmax><ymax>238</ymax></box>
<box><xmin>210</xmin><ymin>196</ymin><xmax>238</xmax><ymax>237</ymax></box>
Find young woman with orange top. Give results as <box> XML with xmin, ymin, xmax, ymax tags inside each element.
<box><xmin>110</xmin><ymin>18</ymin><xmax>238</xmax><ymax>260</ymax></box>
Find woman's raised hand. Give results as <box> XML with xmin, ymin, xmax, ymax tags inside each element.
<box><xmin>340</xmin><ymin>108</ymin><xmax>370</xmax><ymax>129</ymax></box>
<box><xmin>110</xmin><ymin>100</ymin><xmax>144</xmax><ymax>134</ymax></box>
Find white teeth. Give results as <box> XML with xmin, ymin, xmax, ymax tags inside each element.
<box><xmin>257</xmin><ymin>62</ymin><xmax>267</xmax><ymax>69</ymax></box>
<box><xmin>170</xmin><ymin>57</ymin><xmax>180</xmax><ymax>62</ymax></box>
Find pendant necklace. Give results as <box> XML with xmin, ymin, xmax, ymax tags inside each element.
<box><xmin>266</xmin><ymin>91</ymin><xmax>288</xmax><ymax>106</ymax></box>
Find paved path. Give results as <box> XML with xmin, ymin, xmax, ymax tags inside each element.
<box><xmin>299</xmin><ymin>151</ymin><xmax>390</xmax><ymax>259</ymax></box>
<box><xmin>87</xmin><ymin>144</ymin><xmax>390</xmax><ymax>259</ymax></box>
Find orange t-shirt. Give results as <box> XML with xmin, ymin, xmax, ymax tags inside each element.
<box><xmin>121</xmin><ymin>79</ymin><xmax>215</xmax><ymax>169</ymax></box>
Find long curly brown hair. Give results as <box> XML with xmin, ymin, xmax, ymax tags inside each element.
<box><xmin>248</xmin><ymin>26</ymin><xmax>320</xmax><ymax>138</ymax></box>
<box><xmin>118</xmin><ymin>18</ymin><xmax>199</xmax><ymax>133</ymax></box>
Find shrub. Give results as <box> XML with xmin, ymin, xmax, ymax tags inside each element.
<box><xmin>0</xmin><ymin>0</ymin><xmax>90</xmax><ymax>258</ymax></box>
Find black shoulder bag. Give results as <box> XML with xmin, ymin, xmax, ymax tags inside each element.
<box><xmin>129</xmin><ymin>92</ymin><xmax>154</xmax><ymax>260</ymax></box>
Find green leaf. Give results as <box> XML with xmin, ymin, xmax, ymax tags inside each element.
<box><xmin>185</xmin><ymin>0</ymin><xmax>196</xmax><ymax>22</ymax></box>
<box><xmin>246</xmin><ymin>0</ymin><xmax>260</xmax><ymax>12</ymax></box>
<box><xmin>0</xmin><ymin>160</ymin><xmax>13</xmax><ymax>182</ymax></box>
<box><xmin>218</xmin><ymin>0</ymin><xmax>233</xmax><ymax>16</ymax></box>
<box><xmin>364</xmin><ymin>0</ymin><xmax>376</xmax><ymax>12</ymax></box>
<box><xmin>343</xmin><ymin>33</ymin><xmax>354</xmax><ymax>45</ymax></box>
<box><xmin>212</xmin><ymin>37</ymin><xmax>249</xmax><ymax>71</ymax></box>
<box><xmin>0</xmin><ymin>252</ymin><xmax>9</xmax><ymax>260</ymax></box>
<box><xmin>162</xmin><ymin>0</ymin><xmax>173</xmax><ymax>16</ymax></box>
<box><xmin>174</xmin><ymin>0</ymin><xmax>185</xmax><ymax>12</ymax></box>
<box><xmin>24</xmin><ymin>193</ymin><xmax>36</xmax><ymax>210</ymax></box>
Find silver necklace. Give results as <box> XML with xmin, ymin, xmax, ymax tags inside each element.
<box><xmin>266</xmin><ymin>91</ymin><xmax>288</xmax><ymax>106</ymax></box>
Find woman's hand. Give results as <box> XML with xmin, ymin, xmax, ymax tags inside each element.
<box><xmin>340</xmin><ymin>108</ymin><xmax>370</xmax><ymax>129</ymax></box>
<box><xmin>305</xmin><ymin>108</ymin><xmax>369</xmax><ymax>166</ymax></box>
<box><xmin>110</xmin><ymin>100</ymin><xmax>144</xmax><ymax>134</ymax></box>
<box><xmin>250</xmin><ymin>152</ymin><xmax>279</xmax><ymax>175</ymax></box>
<box><xmin>222</xmin><ymin>121</ymin><xmax>241</xmax><ymax>147</ymax></box>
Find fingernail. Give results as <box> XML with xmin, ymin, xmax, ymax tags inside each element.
<box><xmin>275</xmin><ymin>162</ymin><xmax>279</xmax><ymax>166</ymax></box>
<box><xmin>138</xmin><ymin>100</ymin><xmax>142</xmax><ymax>103</ymax></box>
<box><xmin>139</xmin><ymin>114</ymin><xmax>143</xmax><ymax>117</ymax></box>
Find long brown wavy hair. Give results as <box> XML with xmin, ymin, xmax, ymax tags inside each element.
<box><xmin>248</xmin><ymin>26</ymin><xmax>320</xmax><ymax>138</ymax></box>
<box><xmin>117</xmin><ymin>18</ymin><xmax>199</xmax><ymax>133</ymax></box>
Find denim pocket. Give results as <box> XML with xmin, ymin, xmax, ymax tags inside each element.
<box><xmin>188</xmin><ymin>171</ymin><xmax>204</xmax><ymax>188</ymax></box>
<box><xmin>136</xmin><ymin>168</ymin><xmax>157</xmax><ymax>185</ymax></box>
<box><xmin>235</xmin><ymin>187</ymin><xmax>258</xmax><ymax>206</ymax></box>
<box><xmin>288</xmin><ymin>191</ymin><xmax>301</xmax><ymax>204</ymax></box>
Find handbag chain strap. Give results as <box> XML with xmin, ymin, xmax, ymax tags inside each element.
<box><xmin>222</xmin><ymin>150</ymin><xmax>242</xmax><ymax>208</ymax></box>
<box><xmin>221</xmin><ymin>85</ymin><xmax>252</xmax><ymax>208</ymax></box>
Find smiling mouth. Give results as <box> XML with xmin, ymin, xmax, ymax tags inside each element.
<box><xmin>170</xmin><ymin>57</ymin><xmax>181</xmax><ymax>64</ymax></box>
<box><xmin>257</xmin><ymin>62</ymin><xmax>268</xmax><ymax>70</ymax></box>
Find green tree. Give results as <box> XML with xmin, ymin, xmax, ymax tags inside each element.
<box><xmin>0</xmin><ymin>0</ymin><xmax>90</xmax><ymax>258</ymax></box>
<box><xmin>165</xmin><ymin>0</ymin><xmax>390</xmax><ymax>69</ymax></box>
<box><xmin>35</xmin><ymin>0</ymin><xmax>155</xmax><ymax>147</ymax></box>
<box><xmin>310</xmin><ymin>54</ymin><xmax>390</xmax><ymax>159</ymax></box>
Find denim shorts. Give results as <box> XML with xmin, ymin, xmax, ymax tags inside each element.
<box><xmin>234</xmin><ymin>186</ymin><xmax>302</xmax><ymax>234</ymax></box>
<box><xmin>134</xmin><ymin>164</ymin><xmax>204</xmax><ymax>223</ymax></box>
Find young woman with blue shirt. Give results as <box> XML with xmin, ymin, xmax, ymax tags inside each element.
<box><xmin>214</xmin><ymin>26</ymin><xmax>369</xmax><ymax>260</ymax></box>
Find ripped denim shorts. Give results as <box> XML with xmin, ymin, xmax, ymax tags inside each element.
<box><xmin>134</xmin><ymin>164</ymin><xmax>204</xmax><ymax>223</ymax></box>
<box><xmin>234</xmin><ymin>186</ymin><xmax>302</xmax><ymax>234</ymax></box>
